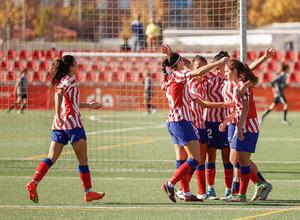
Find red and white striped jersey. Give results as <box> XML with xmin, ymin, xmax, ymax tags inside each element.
<box><xmin>202</xmin><ymin>71</ymin><xmax>226</xmax><ymax>122</ymax></box>
<box><xmin>188</xmin><ymin>77</ymin><xmax>206</xmax><ymax>129</ymax></box>
<box><xmin>222</xmin><ymin>80</ymin><xmax>237</xmax><ymax>124</ymax></box>
<box><xmin>234</xmin><ymin>81</ymin><xmax>259</xmax><ymax>133</ymax></box>
<box><xmin>52</xmin><ymin>76</ymin><xmax>84</xmax><ymax>130</ymax></box>
<box><xmin>165</xmin><ymin>70</ymin><xmax>196</xmax><ymax>122</ymax></box>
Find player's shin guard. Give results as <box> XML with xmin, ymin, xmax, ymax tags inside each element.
<box><xmin>176</xmin><ymin>160</ymin><xmax>186</xmax><ymax>191</ymax></box>
<box><xmin>240</xmin><ymin>166</ymin><xmax>251</xmax><ymax>195</ymax></box>
<box><xmin>195</xmin><ymin>165</ymin><xmax>206</xmax><ymax>195</ymax></box>
<box><xmin>206</xmin><ymin>162</ymin><xmax>216</xmax><ymax>186</ymax></box>
<box><xmin>78</xmin><ymin>165</ymin><xmax>92</xmax><ymax>190</ymax></box>
<box><xmin>33</xmin><ymin>158</ymin><xmax>53</xmax><ymax>183</ymax></box>
<box><xmin>223</xmin><ymin>163</ymin><xmax>233</xmax><ymax>189</ymax></box>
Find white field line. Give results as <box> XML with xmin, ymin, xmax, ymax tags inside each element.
<box><xmin>0</xmin><ymin>205</ymin><xmax>300</xmax><ymax>212</ymax></box>
<box><xmin>88</xmin><ymin>115</ymin><xmax>300</xmax><ymax>141</ymax></box>
<box><xmin>2</xmin><ymin>176</ymin><xmax>300</xmax><ymax>183</ymax></box>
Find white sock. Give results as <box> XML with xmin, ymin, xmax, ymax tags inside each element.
<box><xmin>208</xmin><ymin>185</ymin><xmax>214</xmax><ymax>190</ymax></box>
<box><xmin>167</xmin><ymin>181</ymin><xmax>174</xmax><ymax>188</ymax></box>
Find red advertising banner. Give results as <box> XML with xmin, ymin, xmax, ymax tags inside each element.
<box><xmin>1</xmin><ymin>84</ymin><xmax>300</xmax><ymax>111</ymax></box>
<box><xmin>0</xmin><ymin>84</ymin><xmax>48</xmax><ymax>110</ymax></box>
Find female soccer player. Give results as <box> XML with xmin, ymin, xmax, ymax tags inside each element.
<box><xmin>7</xmin><ymin>68</ymin><xmax>28</xmax><ymax>114</ymax></box>
<box><xmin>220</xmin><ymin>48</ymin><xmax>275</xmax><ymax>201</ymax></box>
<box><xmin>223</xmin><ymin>59</ymin><xmax>261</xmax><ymax>202</ymax></box>
<box><xmin>26</xmin><ymin>55</ymin><xmax>105</xmax><ymax>203</ymax></box>
<box><xmin>173</xmin><ymin>55</ymin><xmax>233</xmax><ymax>200</ymax></box>
<box><xmin>161</xmin><ymin>50</ymin><xmax>229</xmax><ymax>203</ymax></box>
<box><xmin>199</xmin><ymin>51</ymin><xmax>233</xmax><ymax>200</ymax></box>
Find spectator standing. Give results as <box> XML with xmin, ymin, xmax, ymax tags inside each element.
<box><xmin>145</xmin><ymin>18</ymin><xmax>159</xmax><ymax>52</ymax></box>
<box><xmin>131</xmin><ymin>15</ymin><xmax>144</xmax><ymax>52</ymax></box>
<box><xmin>156</xmin><ymin>16</ymin><xmax>164</xmax><ymax>48</ymax></box>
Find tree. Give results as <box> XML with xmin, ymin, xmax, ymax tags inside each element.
<box><xmin>0</xmin><ymin>0</ymin><xmax>22</xmax><ymax>40</ymax></box>
<box><xmin>248</xmin><ymin>0</ymin><xmax>300</xmax><ymax>28</ymax></box>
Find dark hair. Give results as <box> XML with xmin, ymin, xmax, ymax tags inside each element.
<box><xmin>227</xmin><ymin>59</ymin><xmax>258</xmax><ymax>86</ymax></box>
<box><xmin>192</xmin><ymin>55</ymin><xmax>207</xmax><ymax>65</ymax></box>
<box><xmin>50</xmin><ymin>55</ymin><xmax>75</xmax><ymax>89</ymax></box>
<box><xmin>281</xmin><ymin>64</ymin><xmax>289</xmax><ymax>72</ymax></box>
<box><xmin>162</xmin><ymin>58</ymin><xmax>170</xmax><ymax>82</ymax></box>
<box><xmin>213</xmin><ymin>51</ymin><xmax>230</xmax><ymax>63</ymax></box>
<box><xmin>21</xmin><ymin>68</ymin><xmax>27</xmax><ymax>74</ymax></box>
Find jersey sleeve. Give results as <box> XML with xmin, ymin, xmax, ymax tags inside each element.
<box><xmin>189</xmin><ymin>78</ymin><xmax>202</xmax><ymax>100</ymax></box>
<box><xmin>57</xmin><ymin>77</ymin><xmax>76</xmax><ymax>93</ymax></box>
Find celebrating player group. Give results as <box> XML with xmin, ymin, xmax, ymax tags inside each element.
<box><xmin>161</xmin><ymin>45</ymin><xmax>275</xmax><ymax>202</ymax></box>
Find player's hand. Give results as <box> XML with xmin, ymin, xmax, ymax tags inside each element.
<box><xmin>218</xmin><ymin>57</ymin><xmax>230</xmax><ymax>65</ymax></box>
<box><xmin>89</xmin><ymin>102</ymin><xmax>102</xmax><ymax>109</ymax></box>
<box><xmin>237</xmin><ymin>128</ymin><xmax>244</xmax><ymax>141</ymax></box>
<box><xmin>219</xmin><ymin>121</ymin><xmax>227</xmax><ymax>132</ymax></box>
<box><xmin>264</xmin><ymin>48</ymin><xmax>275</xmax><ymax>59</ymax></box>
<box><xmin>161</xmin><ymin>44</ymin><xmax>173</xmax><ymax>55</ymax></box>
<box><xmin>57</xmin><ymin>117</ymin><xmax>64</xmax><ymax>127</ymax></box>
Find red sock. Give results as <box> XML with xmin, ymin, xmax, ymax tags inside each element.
<box><xmin>178</xmin><ymin>180</ymin><xmax>184</xmax><ymax>191</ymax></box>
<box><xmin>181</xmin><ymin>174</ymin><xmax>191</xmax><ymax>193</ymax></box>
<box><xmin>206</xmin><ymin>168</ymin><xmax>215</xmax><ymax>186</ymax></box>
<box><xmin>79</xmin><ymin>172</ymin><xmax>92</xmax><ymax>190</ymax></box>
<box><xmin>250</xmin><ymin>169</ymin><xmax>260</xmax><ymax>185</ymax></box>
<box><xmin>195</xmin><ymin>170</ymin><xmax>206</xmax><ymax>195</ymax></box>
<box><xmin>169</xmin><ymin>163</ymin><xmax>192</xmax><ymax>186</ymax></box>
<box><xmin>33</xmin><ymin>162</ymin><xmax>50</xmax><ymax>183</ymax></box>
<box><xmin>224</xmin><ymin>168</ymin><xmax>233</xmax><ymax>189</ymax></box>
<box><xmin>240</xmin><ymin>173</ymin><xmax>250</xmax><ymax>195</ymax></box>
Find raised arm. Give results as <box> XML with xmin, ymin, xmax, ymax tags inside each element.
<box><xmin>190</xmin><ymin>57</ymin><xmax>229</xmax><ymax>78</ymax></box>
<box><xmin>161</xmin><ymin>45</ymin><xmax>193</xmax><ymax>69</ymax></box>
<box><xmin>249</xmin><ymin>48</ymin><xmax>275</xmax><ymax>71</ymax></box>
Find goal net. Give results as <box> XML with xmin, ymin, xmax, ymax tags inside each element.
<box><xmin>0</xmin><ymin>0</ymin><xmax>241</xmax><ymax>171</ymax></box>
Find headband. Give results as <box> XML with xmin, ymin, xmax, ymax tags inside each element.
<box><xmin>226</xmin><ymin>63</ymin><xmax>234</xmax><ymax>70</ymax></box>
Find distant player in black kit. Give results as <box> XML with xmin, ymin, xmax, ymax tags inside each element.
<box><xmin>260</xmin><ymin>64</ymin><xmax>291</xmax><ymax>125</ymax></box>
<box><xmin>143</xmin><ymin>70</ymin><xmax>157</xmax><ymax>116</ymax></box>
<box><xmin>8</xmin><ymin>68</ymin><xmax>28</xmax><ymax>114</ymax></box>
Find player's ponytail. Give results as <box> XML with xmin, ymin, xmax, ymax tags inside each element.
<box><xmin>162</xmin><ymin>58</ymin><xmax>171</xmax><ymax>82</ymax></box>
<box><xmin>50</xmin><ymin>55</ymin><xmax>75</xmax><ymax>89</ymax></box>
<box><xmin>241</xmin><ymin>62</ymin><xmax>258</xmax><ymax>86</ymax></box>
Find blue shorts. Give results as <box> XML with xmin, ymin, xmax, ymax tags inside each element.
<box><xmin>197</xmin><ymin>128</ymin><xmax>208</xmax><ymax>144</ymax></box>
<box><xmin>51</xmin><ymin>127</ymin><xmax>87</xmax><ymax>145</ymax></box>
<box><xmin>205</xmin><ymin>121</ymin><xmax>229</xmax><ymax>149</ymax></box>
<box><xmin>231</xmin><ymin>132</ymin><xmax>259</xmax><ymax>153</ymax></box>
<box><xmin>227</xmin><ymin>123</ymin><xmax>236</xmax><ymax>143</ymax></box>
<box><xmin>167</xmin><ymin>120</ymin><xmax>199</xmax><ymax>147</ymax></box>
